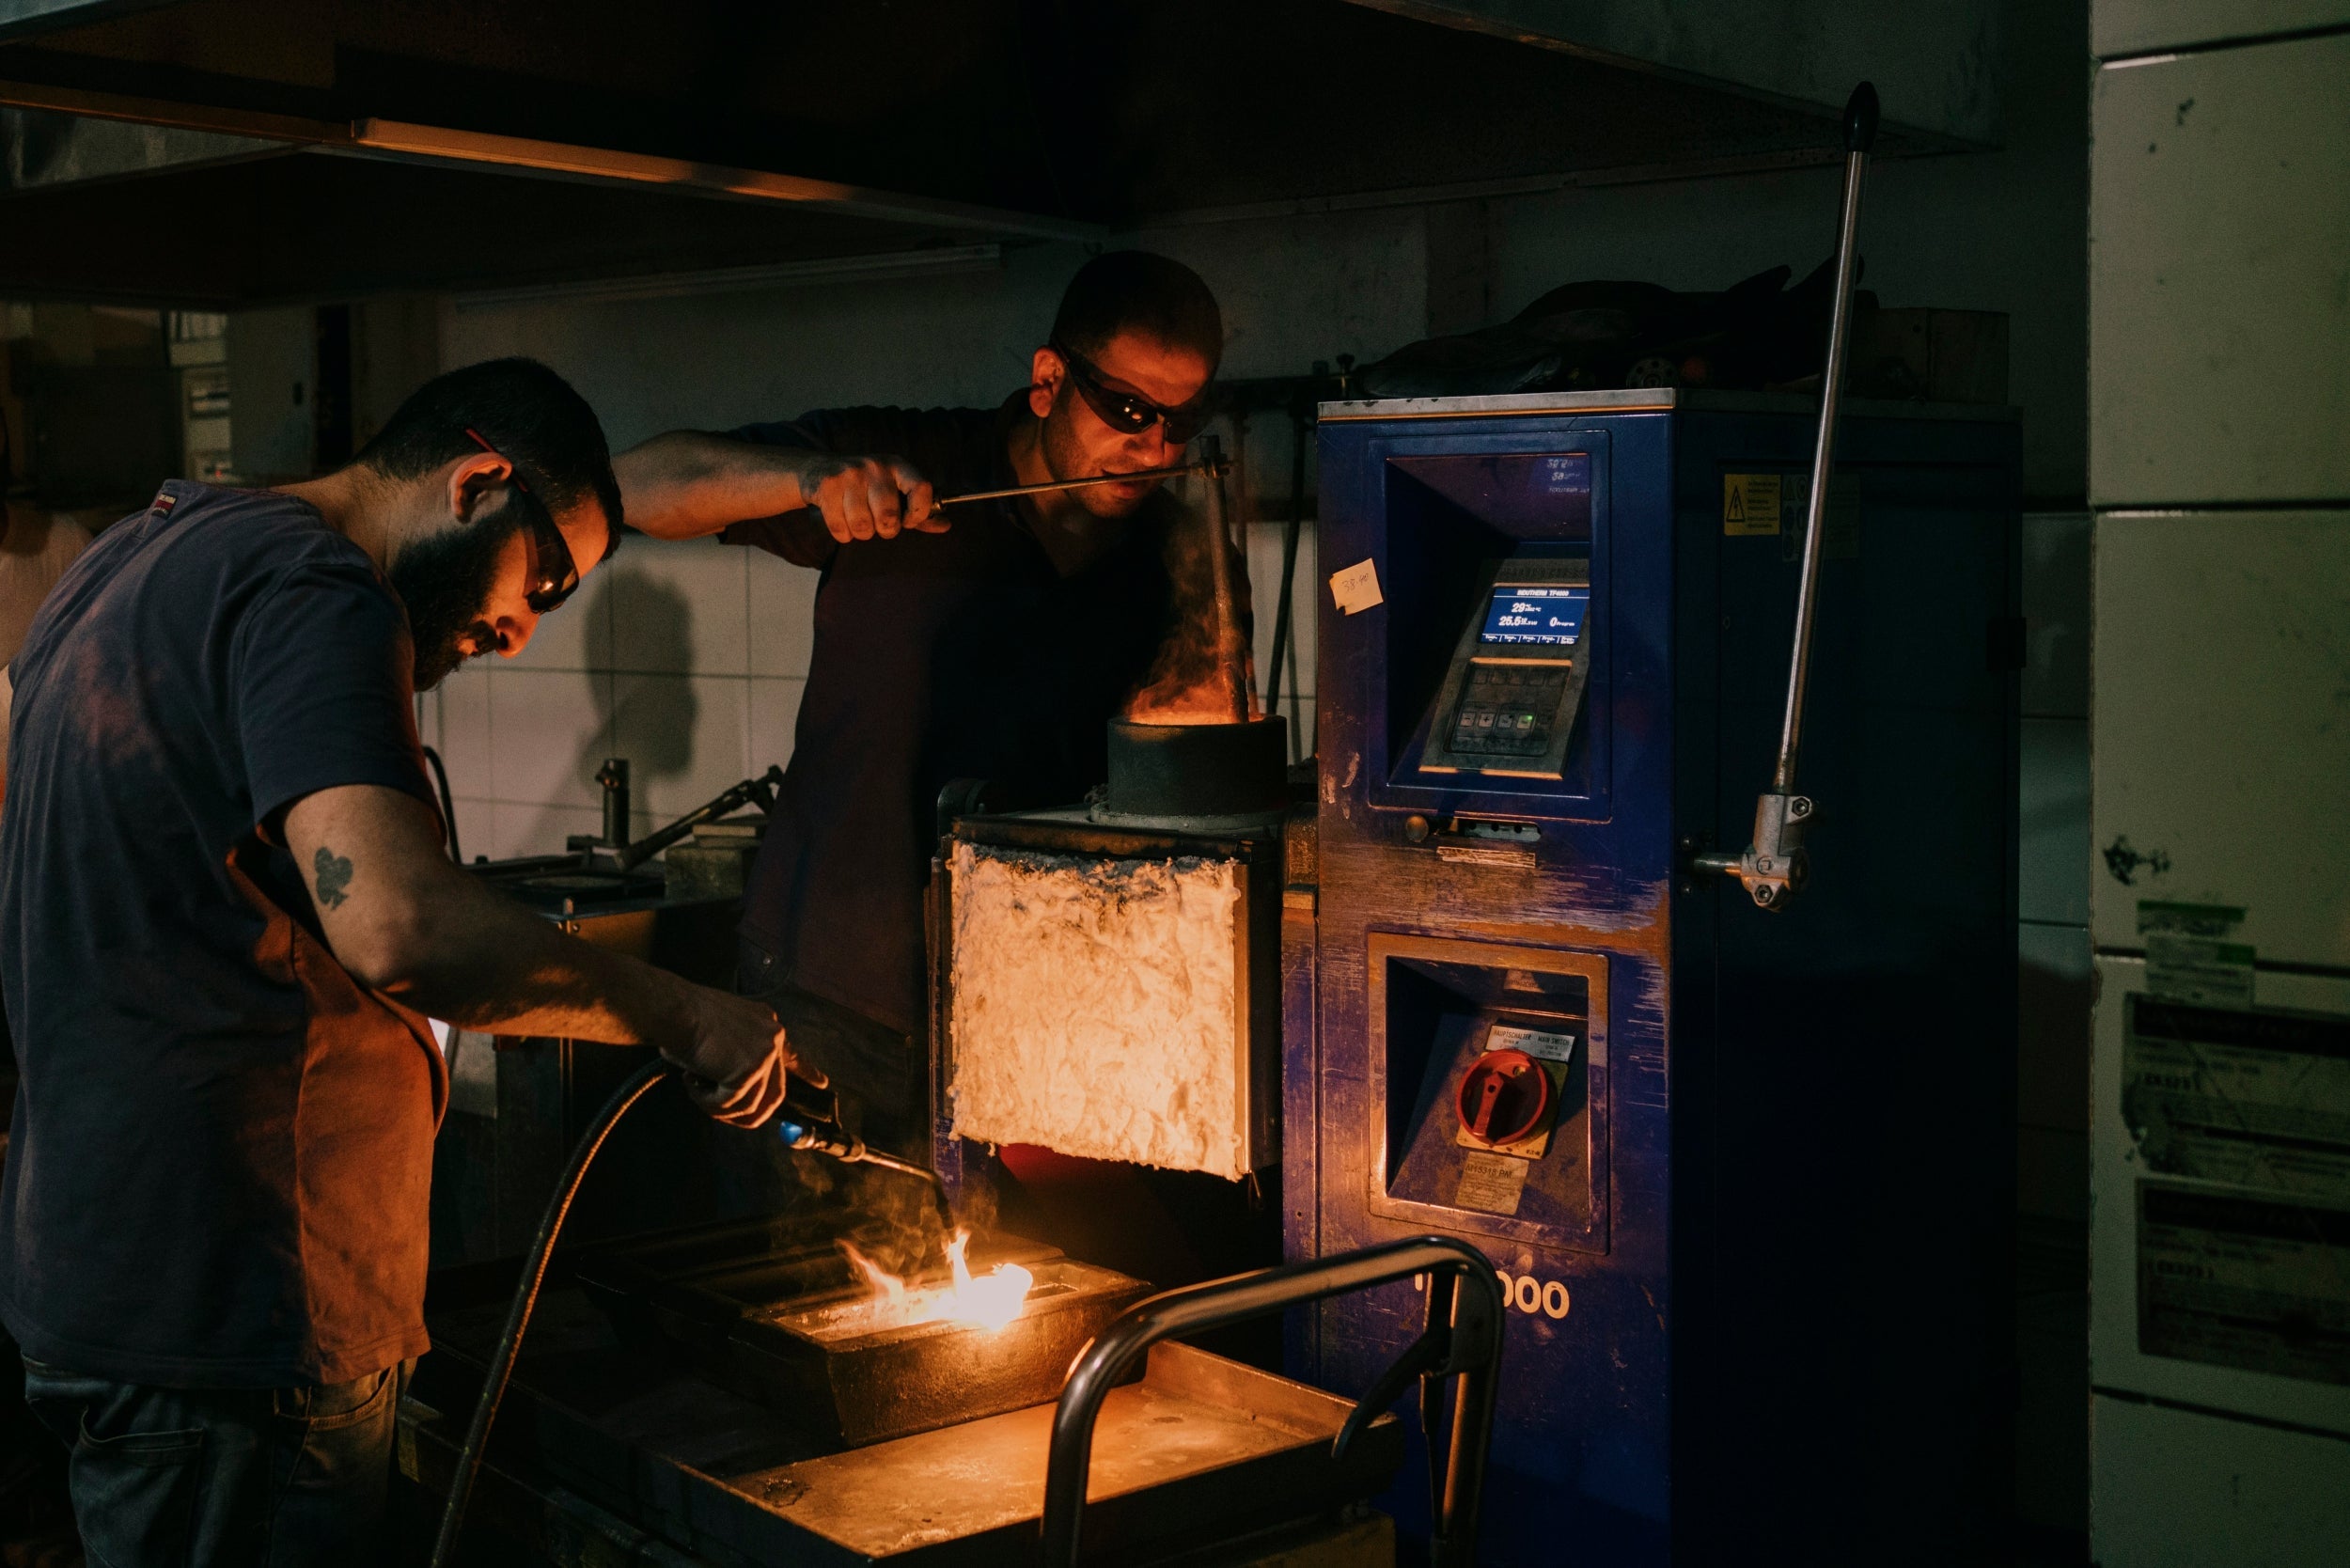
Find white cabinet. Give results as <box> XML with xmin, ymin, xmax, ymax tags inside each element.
<box><xmin>2089</xmin><ymin>512</ymin><xmax>2350</xmax><ymax>968</ymax></box>
<box><xmin>2097</xmin><ymin>0</ymin><xmax>2350</xmax><ymax>55</ymax></box>
<box><xmin>2089</xmin><ymin>35</ymin><xmax>2350</xmax><ymax>505</ymax></box>
<box><xmin>2091</xmin><ymin>1394</ymin><xmax>2350</xmax><ymax>1567</ymax></box>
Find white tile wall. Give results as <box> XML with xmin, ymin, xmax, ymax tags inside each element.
<box><xmin>612</xmin><ymin>671</ymin><xmax>751</xmax><ymax>822</ymax></box>
<box><xmin>613</xmin><ymin>541</ymin><xmax>747</xmax><ymax>676</ymax></box>
<box><xmin>2094</xmin><ymin>0</ymin><xmax>2350</xmax><ymax>60</ymax></box>
<box><xmin>504</xmin><ymin>563</ymin><xmax>611</xmax><ymax>673</ymax></box>
<box><xmin>2089</xmin><ymin>35</ymin><xmax>2350</xmax><ymax>505</ymax></box>
<box><xmin>2017</xmin><ymin>920</ymin><xmax>2092</xmax><ymax>1223</ymax></box>
<box><xmin>2089</xmin><ymin>511</ymin><xmax>2350</xmax><ymax>967</ymax></box>
<box><xmin>2020</xmin><ymin>716</ymin><xmax>2092</xmax><ymax>928</ymax></box>
<box><xmin>2016</xmin><ymin>514</ymin><xmax>2094</xmax><ymax>1225</ymax></box>
<box><xmin>494</xmin><ymin>801</ymin><xmax>603</xmax><ymax>862</ymax></box>
<box><xmin>2021</xmin><ymin>512</ymin><xmax>2091</xmax><ymax>720</ymax></box>
<box><xmin>1246</xmin><ymin>518</ymin><xmax>1319</xmax><ymax>761</ymax></box>
<box><xmin>487</xmin><ymin>666</ymin><xmax>611</xmax><ymax>810</ymax></box>
<box><xmin>747</xmin><ymin>675</ymin><xmax>806</xmax><ymax>776</ymax></box>
<box><xmin>419</xmin><ymin>535</ymin><xmax>789</xmax><ymax>858</ymax></box>
<box><xmin>747</xmin><ymin>549</ymin><xmax>820</xmax><ymax>679</ymax></box>
<box><xmin>2092</xmin><ymin>1395</ymin><xmax>2350</xmax><ymax>1568</ymax></box>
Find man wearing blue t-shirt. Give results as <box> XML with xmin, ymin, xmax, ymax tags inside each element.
<box><xmin>0</xmin><ymin>358</ymin><xmax>811</xmax><ymax>1565</ymax></box>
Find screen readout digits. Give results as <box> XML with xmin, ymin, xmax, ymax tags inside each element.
<box><xmin>1481</xmin><ymin>585</ymin><xmax>1589</xmax><ymax>646</ymax></box>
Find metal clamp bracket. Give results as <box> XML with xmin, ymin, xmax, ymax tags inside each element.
<box><xmin>1697</xmin><ymin>81</ymin><xmax>1876</xmax><ymax>913</ymax></box>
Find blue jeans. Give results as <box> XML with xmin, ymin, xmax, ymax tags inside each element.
<box><xmin>20</xmin><ymin>1357</ymin><xmax>400</xmax><ymax>1568</ymax></box>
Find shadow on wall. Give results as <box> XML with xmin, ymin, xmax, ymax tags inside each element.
<box><xmin>519</xmin><ymin>564</ymin><xmax>701</xmax><ymax>853</ymax></box>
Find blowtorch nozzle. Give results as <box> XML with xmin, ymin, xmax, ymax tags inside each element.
<box><xmin>774</xmin><ymin>1082</ymin><xmax>955</xmax><ymax>1229</ymax></box>
<box><xmin>776</xmin><ymin>1115</ymin><xmax>865</xmax><ymax>1161</ymax></box>
<box><xmin>774</xmin><ymin>1082</ymin><xmax>866</xmax><ymax>1160</ymax></box>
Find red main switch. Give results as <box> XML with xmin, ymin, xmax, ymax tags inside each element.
<box><xmin>1455</xmin><ymin>1048</ymin><xmax>1553</xmax><ymax>1146</ymax></box>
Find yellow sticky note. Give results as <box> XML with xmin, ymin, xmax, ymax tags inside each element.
<box><xmin>1329</xmin><ymin>557</ymin><xmax>1384</xmax><ymax>616</ymax></box>
<box><xmin>1723</xmin><ymin>473</ymin><xmax>1782</xmax><ymax>536</ymax></box>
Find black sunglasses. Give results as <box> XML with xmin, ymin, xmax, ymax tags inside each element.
<box><xmin>463</xmin><ymin>428</ymin><xmax>579</xmax><ymax>615</ymax></box>
<box><xmin>1050</xmin><ymin>341</ymin><xmax>1213</xmax><ymax>445</ymax></box>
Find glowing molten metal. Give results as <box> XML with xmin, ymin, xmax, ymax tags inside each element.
<box><xmin>839</xmin><ymin>1230</ymin><xmax>1034</xmax><ymax>1333</ymax></box>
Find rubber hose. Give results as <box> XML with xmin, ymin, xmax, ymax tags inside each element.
<box><xmin>419</xmin><ymin>745</ymin><xmax>463</xmax><ymax>863</ymax></box>
<box><xmin>427</xmin><ymin>1058</ymin><xmax>668</xmax><ymax>1567</ymax></box>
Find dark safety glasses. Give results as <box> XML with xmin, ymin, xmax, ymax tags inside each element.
<box><xmin>1050</xmin><ymin>341</ymin><xmax>1213</xmax><ymax>445</ymax></box>
<box><xmin>463</xmin><ymin>427</ymin><xmax>579</xmax><ymax>614</ymax></box>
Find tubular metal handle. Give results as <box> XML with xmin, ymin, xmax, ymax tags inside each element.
<box><xmin>1041</xmin><ymin>1235</ymin><xmax>1506</xmax><ymax>1568</ymax></box>
<box><xmin>612</xmin><ymin>764</ymin><xmax>783</xmax><ymax>871</ymax></box>
<box><xmin>1196</xmin><ymin>432</ymin><xmax>1252</xmax><ymax>723</ymax></box>
<box><xmin>1700</xmin><ymin>80</ymin><xmax>1876</xmax><ymax>913</ymax></box>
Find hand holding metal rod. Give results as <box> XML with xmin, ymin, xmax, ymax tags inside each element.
<box><xmin>1694</xmin><ymin>81</ymin><xmax>1877</xmax><ymax>912</ymax></box>
<box><xmin>927</xmin><ymin>456</ymin><xmax>1225</xmax><ymax>509</ymax></box>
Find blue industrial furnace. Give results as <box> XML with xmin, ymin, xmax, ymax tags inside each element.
<box><xmin>1286</xmin><ymin>388</ymin><xmax>2021</xmax><ymax>1565</ymax></box>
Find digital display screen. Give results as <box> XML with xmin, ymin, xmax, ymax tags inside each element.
<box><xmin>1480</xmin><ymin>585</ymin><xmax>1588</xmax><ymax>645</ymax></box>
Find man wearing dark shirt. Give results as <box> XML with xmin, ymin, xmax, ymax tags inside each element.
<box><xmin>618</xmin><ymin>253</ymin><xmax>1225</xmax><ymax>1141</ymax></box>
<box><xmin>0</xmin><ymin>358</ymin><xmax>807</xmax><ymax>1565</ymax></box>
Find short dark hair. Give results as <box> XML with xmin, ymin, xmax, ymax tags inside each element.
<box><xmin>352</xmin><ymin>357</ymin><xmax>622</xmax><ymax>556</ymax></box>
<box><xmin>1049</xmin><ymin>251</ymin><xmax>1223</xmax><ymax>369</ymax></box>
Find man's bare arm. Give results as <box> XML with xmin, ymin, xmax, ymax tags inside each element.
<box><xmin>282</xmin><ymin>783</ymin><xmax>810</xmax><ymax>1125</ymax></box>
<box><xmin>615</xmin><ymin>431</ymin><xmax>942</xmax><ymax>544</ymax></box>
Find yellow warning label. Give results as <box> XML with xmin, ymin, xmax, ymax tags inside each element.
<box><xmin>1723</xmin><ymin>473</ymin><xmax>1782</xmax><ymax>536</ymax></box>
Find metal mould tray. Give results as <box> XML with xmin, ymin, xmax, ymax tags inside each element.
<box><xmin>735</xmin><ymin>1258</ymin><xmax>1152</xmax><ymax>1449</ymax></box>
<box><xmin>402</xmin><ymin>1321</ymin><xmax>1402</xmax><ymax>1568</ymax></box>
<box><xmin>717</xmin><ymin>1341</ymin><xmax>1403</xmax><ymax>1565</ymax></box>
<box><xmin>572</xmin><ymin>1220</ymin><xmax>1149</xmax><ymax>1449</ymax></box>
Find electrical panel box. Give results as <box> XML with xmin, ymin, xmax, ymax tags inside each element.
<box><xmin>1291</xmin><ymin>388</ymin><xmax>2021</xmax><ymax>1566</ymax></box>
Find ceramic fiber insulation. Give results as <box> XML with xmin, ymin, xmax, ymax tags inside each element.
<box><xmin>949</xmin><ymin>842</ymin><xmax>1248</xmax><ymax>1180</ymax></box>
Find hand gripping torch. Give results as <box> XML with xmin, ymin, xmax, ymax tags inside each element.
<box><xmin>775</xmin><ymin>1079</ymin><xmax>952</xmax><ymax>1199</ymax></box>
<box><xmin>429</xmin><ymin>1062</ymin><xmax>948</xmax><ymax>1568</ymax></box>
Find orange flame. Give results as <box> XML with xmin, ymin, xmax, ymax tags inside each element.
<box><xmin>838</xmin><ymin>1230</ymin><xmax>1033</xmax><ymax>1332</ymax></box>
<box><xmin>1124</xmin><ymin>682</ymin><xmax>1259</xmax><ymax>726</ymax></box>
<box><xmin>839</xmin><ymin>1241</ymin><xmax>909</xmax><ymax>1306</ymax></box>
<box><xmin>945</xmin><ymin>1231</ymin><xmax>1033</xmax><ymax>1331</ymax></box>
<box><xmin>1122</xmin><ymin>480</ymin><xmax>1259</xmax><ymax>727</ymax></box>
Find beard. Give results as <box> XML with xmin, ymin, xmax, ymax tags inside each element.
<box><xmin>1041</xmin><ymin>394</ymin><xmax>1157</xmax><ymax>519</ymax></box>
<box><xmin>391</xmin><ymin>510</ymin><xmax>521</xmax><ymax>690</ymax></box>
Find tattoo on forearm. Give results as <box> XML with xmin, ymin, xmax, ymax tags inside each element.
<box><xmin>313</xmin><ymin>846</ymin><xmax>355</xmax><ymax>909</ymax></box>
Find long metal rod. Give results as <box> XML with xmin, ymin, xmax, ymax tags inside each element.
<box><xmin>929</xmin><ymin>458</ymin><xmax>1215</xmax><ymax>508</ymax></box>
<box><xmin>1262</xmin><ymin>403</ymin><xmax>1309</xmax><ymax>733</ymax></box>
<box><xmin>1774</xmin><ymin>98</ymin><xmax>1874</xmax><ymax>793</ymax></box>
<box><xmin>1196</xmin><ymin>434</ymin><xmax>1252</xmax><ymax>722</ymax></box>
<box><xmin>612</xmin><ymin>764</ymin><xmax>782</xmax><ymax>870</ymax></box>
<box><xmin>1041</xmin><ymin>1235</ymin><xmax>1505</xmax><ymax>1568</ymax></box>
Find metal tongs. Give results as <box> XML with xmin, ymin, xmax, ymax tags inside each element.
<box><xmin>928</xmin><ymin>456</ymin><xmax>1223</xmax><ymax>509</ymax></box>
<box><xmin>1693</xmin><ymin>82</ymin><xmax>1879</xmax><ymax>912</ymax></box>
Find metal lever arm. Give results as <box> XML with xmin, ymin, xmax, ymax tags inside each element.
<box><xmin>1197</xmin><ymin>433</ymin><xmax>1252</xmax><ymax>723</ymax></box>
<box><xmin>1332</xmin><ymin>1319</ymin><xmax>1449</xmax><ymax>1462</ymax></box>
<box><xmin>613</xmin><ymin>763</ymin><xmax>784</xmax><ymax>871</ymax></box>
<box><xmin>1042</xmin><ymin>1236</ymin><xmax>1505</xmax><ymax>1568</ymax></box>
<box><xmin>1698</xmin><ymin>80</ymin><xmax>1876</xmax><ymax>912</ymax></box>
